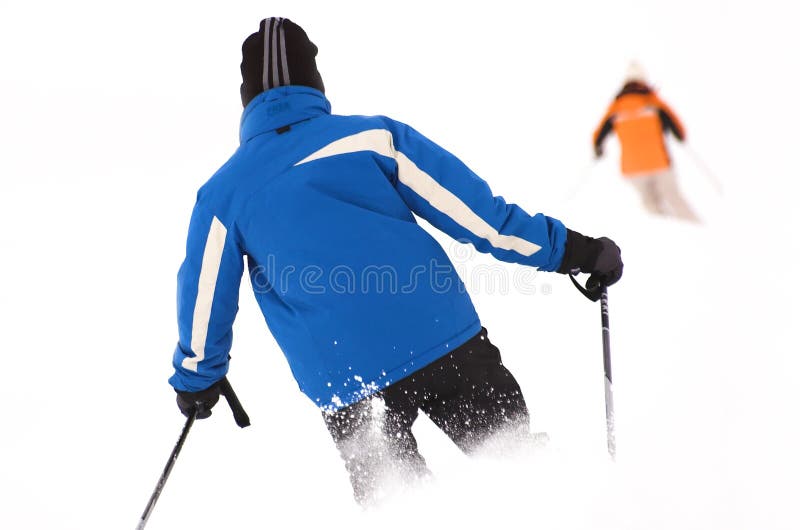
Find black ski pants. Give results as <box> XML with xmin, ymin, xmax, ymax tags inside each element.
<box><xmin>322</xmin><ymin>327</ymin><xmax>530</xmax><ymax>504</ymax></box>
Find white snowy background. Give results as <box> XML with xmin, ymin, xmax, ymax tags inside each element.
<box><xmin>2</xmin><ymin>1</ymin><xmax>799</xmax><ymax>529</ymax></box>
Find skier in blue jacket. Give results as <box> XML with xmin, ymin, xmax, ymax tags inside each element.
<box><xmin>170</xmin><ymin>17</ymin><xmax>623</xmax><ymax>504</ymax></box>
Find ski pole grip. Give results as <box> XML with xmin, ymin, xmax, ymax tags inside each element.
<box><xmin>219</xmin><ymin>376</ymin><xmax>251</xmax><ymax>428</ymax></box>
<box><xmin>569</xmin><ymin>273</ymin><xmax>603</xmax><ymax>302</ymax></box>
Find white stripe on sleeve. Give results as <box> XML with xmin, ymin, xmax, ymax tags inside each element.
<box><xmin>394</xmin><ymin>152</ymin><xmax>541</xmax><ymax>256</ymax></box>
<box><xmin>294</xmin><ymin>129</ymin><xmax>541</xmax><ymax>257</ymax></box>
<box><xmin>182</xmin><ymin>216</ymin><xmax>227</xmax><ymax>372</ymax></box>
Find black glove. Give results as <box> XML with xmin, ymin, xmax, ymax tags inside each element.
<box><xmin>176</xmin><ymin>381</ymin><xmax>221</xmax><ymax>419</ymax></box>
<box><xmin>557</xmin><ymin>229</ymin><xmax>623</xmax><ymax>288</ymax></box>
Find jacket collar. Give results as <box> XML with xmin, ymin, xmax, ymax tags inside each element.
<box><xmin>239</xmin><ymin>86</ymin><xmax>331</xmax><ymax>143</ymax></box>
<box><xmin>616</xmin><ymin>81</ymin><xmax>653</xmax><ymax>98</ymax></box>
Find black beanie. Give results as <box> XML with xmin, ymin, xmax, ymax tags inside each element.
<box><xmin>240</xmin><ymin>18</ymin><xmax>325</xmax><ymax>108</ymax></box>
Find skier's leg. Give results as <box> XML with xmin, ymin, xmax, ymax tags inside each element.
<box><xmin>655</xmin><ymin>168</ymin><xmax>701</xmax><ymax>222</ymax></box>
<box><xmin>380</xmin><ymin>382</ymin><xmax>431</xmax><ymax>477</ymax></box>
<box><xmin>629</xmin><ymin>174</ymin><xmax>666</xmax><ymax>215</ymax></box>
<box><xmin>322</xmin><ymin>390</ymin><xmax>427</xmax><ymax>505</ymax></box>
<box><xmin>323</xmin><ymin>398</ymin><xmax>381</xmax><ymax>505</ymax></box>
<box><xmin>419</xmin><ymin>328</ymin><xmax>531</xmax><ymax>454</ymax></box>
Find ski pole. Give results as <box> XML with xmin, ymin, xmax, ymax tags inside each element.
<box><xmin>563</xmin><ymin>158</ymin><xmax>599</xmax><ymax>202</ymax></box>
<box><xmin>136</xmin><ymin>377</ymin><xmax>249</xmax><ymax>529</ymax></box>
<box><xmin>680</xmin><ymin>142</ymin><xmax>724</xmax><ymax>196</ymax></box>
<box><xmin>597</xmin><ymin>287</ymin><xmax>615</xmax><ymax>460</ymax></box>
<box><xmin>136</xmin><ymin>410</ymin><xmax>196</xmax><ymax>530</ymax></box>
<box><xmin>569</xmin><ymin>275</ymin><xmax>616</xmax><ymax>460</ymax></box>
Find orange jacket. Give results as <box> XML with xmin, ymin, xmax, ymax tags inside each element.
<box><xmin>593</xmin><ymin>82</ymin><xmax>685</xmax><ymax>176</ymax></box>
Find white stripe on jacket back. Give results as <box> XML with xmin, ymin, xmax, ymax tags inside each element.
<box><xmin>183</xmin><ymin>216</ymin><xmax>227</xmax><ymax>372</ymax></box>
<box><xmin>295</xmin><ymin>129</ymin><xmax>541</xmax><ymax>257</ymax></box>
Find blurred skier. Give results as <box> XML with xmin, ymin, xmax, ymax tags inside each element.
<box><xmin>168</xmin><ymin>18</ymin><xmax>623</xmax><ymax>505</ymax></box>
<box><xmin>593</xmin><ymin>62</ymin><xmax>700</xmax><ymax>222</ymax></box>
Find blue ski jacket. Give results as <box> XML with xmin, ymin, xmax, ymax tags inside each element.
<box><xmin>169</xmin><ymin>86</ymin><xmax>567</xmax><ymax>410</ymax></box>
